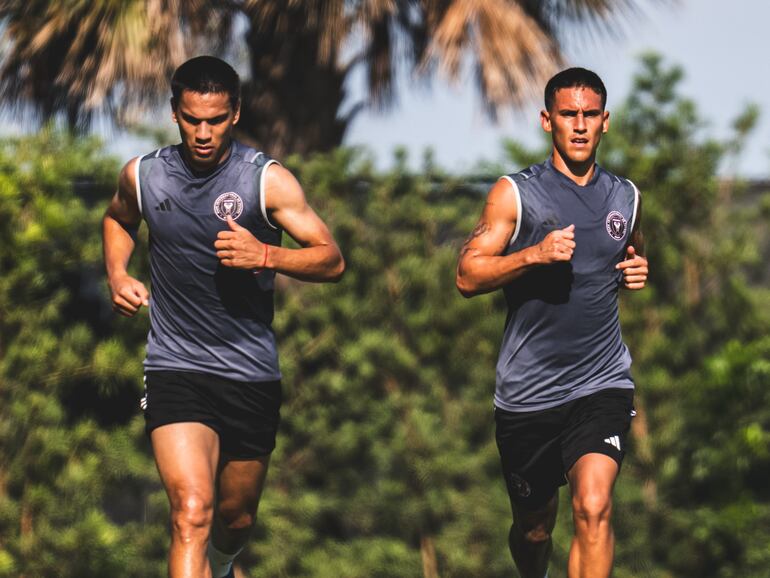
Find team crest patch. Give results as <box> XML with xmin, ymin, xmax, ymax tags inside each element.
<box><xmin>510</xmin><ymin>473</ymin><xmax>532</xmax><ymax>498</ymax></box>
<box><xmin>605</xmin><ymin>211</ymin><xmax>627</xmax><ymax>241</ymax></box>
<box><xmin>214</xmin><ymin>192</ymin><xmax>244</xmax><ymax>221</ymax></box>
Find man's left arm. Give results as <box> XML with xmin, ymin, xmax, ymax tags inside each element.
<box><xmin>214</xmin><ymin>163</ymin><xmax>345</xmax><ymax>282</ymax></box>
<box><xmin>616</xmin><ymin>192</ymin><xmax>648</xmax><ymax>290</ymax></box>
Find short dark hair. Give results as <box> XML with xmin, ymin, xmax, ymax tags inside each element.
<box><xmin>171</xmin><ymin>56</ymin><xmax>240</xmax><ymax>109</ymax></box>
<box><xmin>544</xmin><ymin>67</ymin><xmax>606</xmax><ymax>111</ymax></box>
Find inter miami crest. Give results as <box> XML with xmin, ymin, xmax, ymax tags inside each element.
<box><xmin>605</xmin><ymin>211</ymin><xmax>627</xmax><ymax>241</ymax></box>
<box><xmin>214</xmin><ymin>192</ymin><xmax>244</xmax><ymax>221</ymax></box>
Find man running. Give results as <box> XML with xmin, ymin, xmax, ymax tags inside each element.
<box><xmin>103</xmin><ymin>56</ymin><xmax>345</xmax><ymax>578</ymax></box>
<box><xmin>456</xmin><ymin>68</ymin><xmax>648</xmax><ymax>578</ymax></box>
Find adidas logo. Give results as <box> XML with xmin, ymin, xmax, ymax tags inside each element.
<box><xmin>155</xmin><ymin>198</ymin><xmax>172</xmax><ymax>211</ymax></box>
<box><xmin>604</xmin><ymin>435</ymin><xmax>621</xmax><ymax>451</ymax></box>
<box><xmin>139</xmin><ymin>374</ymin><xmax>148</xmax><ymax>410</ymax></box>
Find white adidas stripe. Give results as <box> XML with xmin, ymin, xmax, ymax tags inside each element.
<box><xmin>139</xmin><ymin>374</ymin><xmax>148</xmax><ymax>410</ymax></box>
<box><xmin>603</xmin><ymin>436</ymin><xmax>621</xmax><ymax>450</ymax></box>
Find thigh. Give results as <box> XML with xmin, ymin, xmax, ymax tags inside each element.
<box><xmin>216</xmin><ymin>456</ymin><xmax>271</xmax><ymax>516</ymax></box>
<box><xmin>151</xmin><ymin>422</ymin><xmax>220</xmax><ymax>508</ymax></box>
<box><xmin>567</xmin><ymin>452</ymin><xmax>619</xmax><ymax>497</ymax></box>
<box><xmin>495</xmin><ymin>405</ymin><xmax>568</xmax><ymax>512</ymax></box>
<box><xmin>561</xmin><ymin>388</ymin><xmax>635</xmax><ymax>474</ymax></box>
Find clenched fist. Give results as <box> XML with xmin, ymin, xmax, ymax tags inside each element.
<box><xmin>536</xmin><ymin>224</ymin><xmax>576</xmax><ymax>263</ymax></box>
<box><xmin>109</xmin><ymin>273</ymin><xmax>149</xmax><ymax>316</ymax></box>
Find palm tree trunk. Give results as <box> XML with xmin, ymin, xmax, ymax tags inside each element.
<box><xmin>237</xmin><ymin>5</ymin><xmax>354</xmax><ymax>158</ymax></box>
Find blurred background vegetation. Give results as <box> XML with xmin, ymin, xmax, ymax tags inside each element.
<box><xmin>1</xmin><ymin>2</ymin><xmax>769</xmax><ymax>577</ymax></box>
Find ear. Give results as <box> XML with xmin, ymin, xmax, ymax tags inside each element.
<box><xmin>602</xmin><ymin>110</ymin><xmax>610</xmax><ymax>134</ymax></box>
<box><xmin>232</xmin><ymin>100</ymin><xmax>241</xmax><ymax>126</ymax></box>
<box><xmin>170</xmin><ymin>98</ymin><xmax>178</xmax><ymax>124</ymax></box>
<box><xmin>540</xmin><ymin>109</ymin><xmax>552</xmax><ymax>133</ymax></box>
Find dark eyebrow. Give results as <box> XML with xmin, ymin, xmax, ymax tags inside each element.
<box><xmin>180</xmin><ymin>111</ymin><xmax>230</xmax><ymax>124</ymax></box>
<box><xmin>558</xmin><ymin>108</ymin><xmax>603</xmax><ymax>115</ymax></box>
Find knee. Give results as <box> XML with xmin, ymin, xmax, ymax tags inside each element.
<box><xmin>217</xmin><ymin>501</ymin><xmax>257</xmax><ymax>532</ymax></box>
<box><xmin>572</xmin><ymin>490</ymin><xmax>612</xmax><ymax>528</ymax></box>
<box><xmin>520</xmin><ymin>524</ymin><xmax>552</xmax><ymax>545</ymax></box>
<box><xmin>170</xmin><ymin>493</ymin><xmax>214</xmax><ymax>540</ymax></box>
<box><xmin>512</xmin><ymin>516</ymin><xmax>554</xmax><ymax>545</ymax></box>
<box><xmin>511</xmin><ymin>495</ymin><xmax>558</xmax><ymax>546</ymax></box>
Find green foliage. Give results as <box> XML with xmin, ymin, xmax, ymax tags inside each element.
<box><xmin>0</xmin><ymin>55</ymin><xmax>768</xmax><ymax>577</ymax></box>
<box><xmin>0</xmin><ymin>129</ymin><xmax>164</xmax><ymax>577</ymax></box>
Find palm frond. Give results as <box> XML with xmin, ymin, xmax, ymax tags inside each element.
<box><xmin>0</xmin><ymin>0</ymin><xmax>229</xmax><ymax>129</ymax></box>
<box><xmin>417</xmin><ymin>0</ymin><xmax>651</xmax><ymax>114</ymax></box>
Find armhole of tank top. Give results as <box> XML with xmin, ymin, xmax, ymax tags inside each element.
<box><xmin>133</xmin><ymin>156</ymin><xmax>143</xmax><ymax>216</ymax></box>
<box><xmin>627</xmin><ymin>179</ymin><xmax>640</xmax><ymax>233</ymax></box>
<box><xmin>499</xmin><ymin>175</ymin><xmax>522</xmax><ymax>246</ymax></box>
<box><xmin>260</xmin><ymin>159</ymin><xmax>281</xmax><ymax>230</ymax></box>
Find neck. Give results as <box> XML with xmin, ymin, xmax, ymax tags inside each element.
<box><xmin>182</xmin><ymin>140</ymin><xmax>233</xmax><ymax>177</ymax></box>
<box><xmin>550</xmin><ymin>149</ymin><xmax>596</xmax><ymax>186</ymax></box>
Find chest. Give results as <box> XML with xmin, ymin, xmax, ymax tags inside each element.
<box><xmin>515</xmin><ymin>178</ymin><xmax>634</xmax><ymax>268</ymax></box>
<box><xmin>141</xmin><ymin>161</ymin><xmax>273</xmax><ymax>251</ymax></box>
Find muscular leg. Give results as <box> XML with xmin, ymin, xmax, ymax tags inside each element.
<box><xmin>152</xmin><ymin>422</ymin><xmax>220</xmax><ymax>578</ymax></box>
<box><xmin>509</xmin><ymin>492</ymin><xmax>559</xmax><ymax>578</ymax></box>
<box><xmin>567</xmin><ymin>453</ymin><xmax>619</xmax><ymax>578</ymax></box>
<box><xmin>210</xmin><ymin>456</ymin><xmax>271</xmax><ymax>563</ymax></box>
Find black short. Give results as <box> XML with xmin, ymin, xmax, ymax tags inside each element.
<box><xmin>495</xmin><ymin>387</ymin><xmax>635</xmax><ymax>511</ymax></box>
<box><xmin>142</xmin><ymin>370</ymin><xmax>282</xmax><ymax>459</ymax></box>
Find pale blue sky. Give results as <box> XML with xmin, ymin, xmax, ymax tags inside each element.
<box><xmin>345</xmin><ymin>0</ymin><xmax>769</xmax><ymax>176</ymax></box>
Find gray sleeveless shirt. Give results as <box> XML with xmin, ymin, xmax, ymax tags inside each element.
<box><xmin>137</xmin><ymin>141</ymin><xmax>282</xmax><ymax>382</ymax></box>
<box><xmin>495</xmin><ymin>158</ymin><xmax>639</xmax><ymax>412</ymax></box>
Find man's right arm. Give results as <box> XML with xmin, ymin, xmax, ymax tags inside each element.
<box><xmin>455</xmin><ymin>178</ymin><xmax>576</xmax><ymax>298</ymax></box>
<box><xmin>102</xmin><ymin>157</ymin><xmax>149</xmax><ymax>316</ymax></box>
